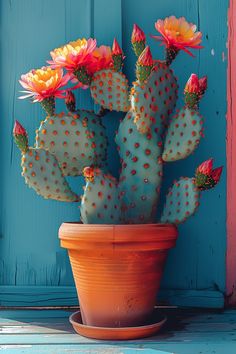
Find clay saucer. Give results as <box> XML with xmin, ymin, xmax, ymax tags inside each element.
<box><xmin>69</xmin><ymin>309</ymin><xmax>167</xmax><ymax>340</ymax></box>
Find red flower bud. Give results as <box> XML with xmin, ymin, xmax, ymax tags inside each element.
<box><xmin>131</xmin><ymin>24</ymin><xmax>146</xmax><ymax>43</ymax></box>
<box><xmin>199</xmin><ymin>75</ymin><xmax>208</xmax><ymax>96</ymax></box>
<box><xmin>65</xmin><ymin>90</ymin><xmax>76</xmax><ymax>112</ymax></box>
<box><xmin>211</xmin><ymin>166</ymin><xmax>223</xmax><ymax>183</ymax></box>
<box><xmin>184</xmin><ymin>74</ymin><xmax>200</xmax><ymax>94</ymax></box>
<box><xmin>13</xmin><ymin>120</ymin><xmax>27</xmax><ymax>136</ymax></box>
<box><xmin>138</xmin><ymin>46</ymin><xmax>153</xmax><ymax>67</ymax></box>
<box><xmin>195</xmin><ymin>159</ymin><xmax>223</xmax><ymax>190</ymax></box>
<box><xmin>112</xmin><ymin>38</ymin><xmax>123</xmax><ymax>55</ymax></box>
<box><xmin>197</xmin><ymin>158</ymin><xmax>213</xmax><ymax>175</ymax></box>
<box><xmin>83</xmin><ymin>166</ymin><xmax>95</xmax><ymax>178</ymax></box>
<box><xmin>83</xmin><ymin>166</ymin><xmax>101</xmax><ymax>182</ymax></box>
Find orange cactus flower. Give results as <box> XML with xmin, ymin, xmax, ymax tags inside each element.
<box><xmin>48</xmin><ymin>38</ymin><xmax>97</xmax><ymax>72</ymax></box>
<box><xmin>19</xmin><ymin>67</ymin><xmax>70</xmax><ymax>102</ymax></box>
<box><xmin>152</xmin><ymin>16</ymin><xmax>203</xmax><ymax>56</ymax></box>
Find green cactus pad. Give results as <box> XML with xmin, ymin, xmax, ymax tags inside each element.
<box><xmin>130</xmin><ymin>62</ymin><xmax>178</xmax><ymax>133</ymax></box>
<box><xmin>160</xmin><ymin>177</ymin><xmax>200</xmax><ymax>224</ymax></box>
<box><xmin>21</xmin><ymin>148</ymin><xmax>78</xmax><ymax>202</ymax></box>
<box><xmin>90</xmin><ymin>69</ymin><xmax>130</xmax><ymax>112</ymax></box>
<box><xmin>36</xmin><ymin>111</ymin><xmax>107</xmax><ymax>176</ymax></box>
<box><xmin>116</xmin><ymin>110</ymin><xmax>164</xmax><ymax>224</ymax></box>
<box><xmin>80</xmin><ymin>172</ymin><xmax>121</xmax><ymax>224</ymax></box>
<box><xmin>162</xmin><ymin>107</ymin><xmax>203</xmax><ymax>162</ymax></box>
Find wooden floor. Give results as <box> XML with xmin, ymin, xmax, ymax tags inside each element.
<box><xmin>0</xmin><ymin>308</ymin><xmax>236</xmax><ymax>353</ymax></box>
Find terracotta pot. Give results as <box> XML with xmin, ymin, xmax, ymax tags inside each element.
<box><xmin>59</xmin><ymin>223</ymin><xmax>177</xmax><ymax>328</ymax></box>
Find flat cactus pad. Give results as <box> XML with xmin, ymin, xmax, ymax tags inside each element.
<box><xmin>21</xmin><ymin>148</ymin><xmax>78</xmax><ymax>202</ymax></box>
<box><xmin>162</xmin><ymin>107</ymin><xmax>203</xmax><ymax>162</ymax></box>
<box><xmin>80</xmin><ymin>172</ymin><xmax>120</xmax><ymax>224</ymax></box>
<box><xmin>90</xmin><ymin>69</ymin><xmax>130</xmax><ymax>112</ymax></box>
<box><xmin>130</xmin><ymin>62</ymin><xmax>178</xmax><ymax>133</ymax></box>
<box><xmin>36</xmin><ymin>111</ymin><xmax>107</xmax><ymax>176</ymax></box>
<box><xmin>116</xmin><ymin>110</ymin><xmax>164</xmax><ymax>223</ymax></box>
<box><xmin>160</xmin><ymin>177</ymin><xmax>200</xmax><ymax>224</ymax></box>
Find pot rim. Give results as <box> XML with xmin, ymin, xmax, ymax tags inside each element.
<box><xmin>59</xmin><ymin>223</ymin><xmax>178</xmax><ymax>251</ymax></box>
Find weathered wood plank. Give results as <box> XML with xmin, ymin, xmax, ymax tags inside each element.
<box><xmin>0</xmin><ymin>286</ymin><xmax>224</xmax><ymax>308</ymax></box>
<box><xmin>0</xmin><ymin>326</ymin><xmax>235</xmax><ymax>345</ymax></box>
<box><xmin>1</xmin><ymin>343</ymin><xmax>235</xmax><ymax>354</ymax></box>
<box><xmin>0</xmin><ymin>309</ymin><xmax>235</xmax><ymax>353</ymax></box>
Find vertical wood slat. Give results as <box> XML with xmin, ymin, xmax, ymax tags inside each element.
<box><xmin>93</xmin><ymin>0</ymin><xmax>122</xmax><ymax>44</ymax></box>
<box><xmin>226</xmin><ymin>0</ymin><xmax>236</xmax><ymax>306</ymax></box>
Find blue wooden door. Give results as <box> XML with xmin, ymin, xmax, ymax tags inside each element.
<box><xmin>0</xmin><ymin>0</ymin><xmax>227</xmax><ymax>307</ymax></box>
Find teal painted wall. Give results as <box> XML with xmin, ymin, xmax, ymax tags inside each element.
<box><xmin>0</xmin><ymin>0</ymin><xmax>227</xmax><ymax>306</ymax></box>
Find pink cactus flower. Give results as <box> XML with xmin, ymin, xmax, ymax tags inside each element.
<box><xmin>49</xmin><ymin>38</ymin><xmax>97</xmax><ymax>72</ymax></box>
<box><xmin>131</xmin><ymin>24</ymin><xmax>146</xmax><ymax>43</ymax></box>
<box><xmin>19</xmin><ymin>67</ymin><xmax>70</xmax><ymax>102</ymax></box>
<box><xmin>88</xmin><ymin>45</ymin><xmax>113</xmax><ymax>74</ymax></box>
<box><xmin>138</xmin><ymin>46</ymin><xmax>153</xmax><ymax>66</ymax></box>
<box><xmin>13</xmin><ymin>120</ymin><xmax>26</xmax><ymax>136</ymax></box>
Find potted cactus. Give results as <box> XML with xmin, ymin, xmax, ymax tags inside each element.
<box><xmin>14</xmin><ymin>16</ymin><xmax>222</xmax><ymax>338</ymax></box>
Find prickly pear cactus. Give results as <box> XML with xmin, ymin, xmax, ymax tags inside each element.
<box><xmin>15</xmin><ymin>16</ymin><xmax>222</xmax><ymax>225</ymax></box>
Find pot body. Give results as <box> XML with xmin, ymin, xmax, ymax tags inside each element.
<box><xmin>59</xmin><ymin>223</ymin><xmax>177</xmax><ymax>327</ymax></box>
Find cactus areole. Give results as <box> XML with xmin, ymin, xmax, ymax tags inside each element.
<box><xmin>15</xmin><ymin>16</ymin><xmax>222</xmax><ymax>334</ymax></box>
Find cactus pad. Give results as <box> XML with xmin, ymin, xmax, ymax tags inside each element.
<box><xmin>21</xmin><ymin>148</ymin><xmax>78</xmax><ymax>202</ymax></box>
<box><xmin>116</xmin><ymin>110</ymin><xmax>164</xmax><ymax>223</ymax></box>
<box><xmin>36</xmin><ymin>111</ymin><xmax>107</xmax><ymax>176</ymax></box>
<box><xmin>90</xmin><ymin>69</ymin><xmax>130</xmax><ymax>112</ymax></box>
<box><xmin>130</xmin><ymin>62</ymin><xmax>178</xmax><ymax>133</ymax></box>
<box><xmin>80</xmin><ymin>170</ymin><xmax>121</xmax><ymax>224</ymax></box>
<box><xmin>162</xmin><ymin>107</ymin><xmax>203</xmax><ymax>162</ymax></box>
<box><xmin>160</xmin><ymin>177</ymin><xmax>200</xmax><ymax>224</ymax></box>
